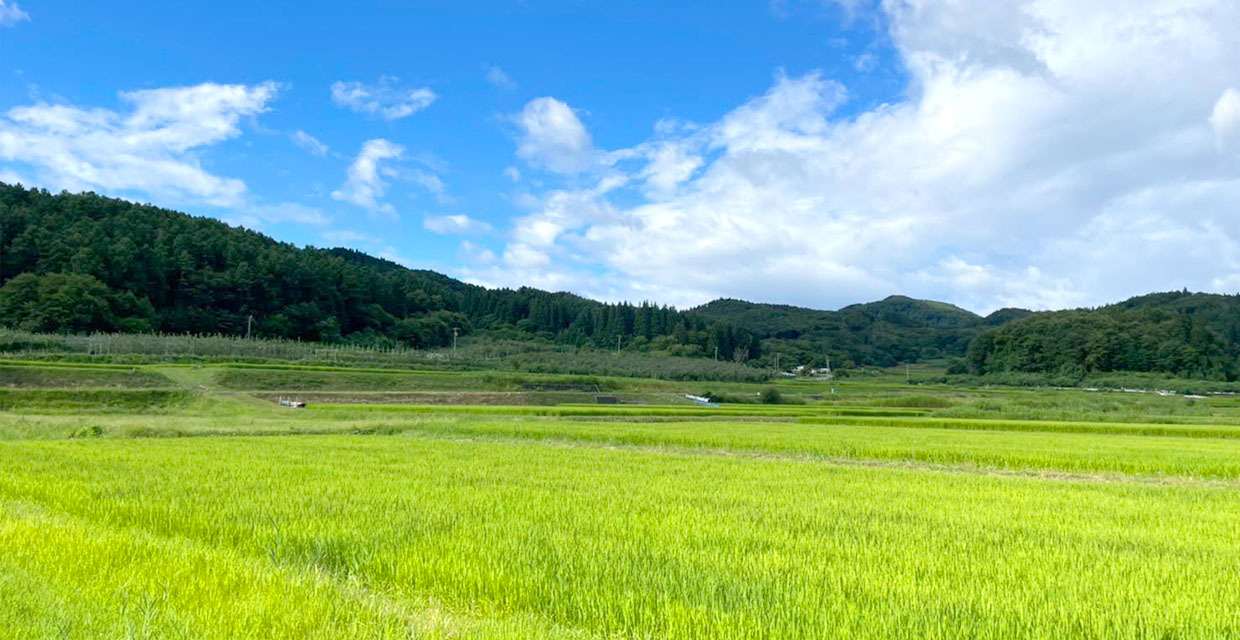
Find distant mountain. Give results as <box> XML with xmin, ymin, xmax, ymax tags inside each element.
<box><xmin>840</xmin><ymin>295</ymin><xmax>982</xmax><ymax>328</ymax></box>
<box><xmin>981</xmin><ymin>307</ymin><xmax>1034</xmax><ymax>326</ymax></box>
<box><xmin>690</xmin><ymin>295</ymin><xmax>1027</xmax><ymax>367</ymax></box>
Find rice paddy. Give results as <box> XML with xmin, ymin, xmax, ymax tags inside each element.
<box><xmin>2</xmin><ymin>360</ymin><xmax>1240</xmax><ymax>638</ymax></box>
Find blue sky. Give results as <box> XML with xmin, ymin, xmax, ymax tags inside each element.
<box><xmin>3</xmin><ymin>1</ymin><xmax>1240</xmax><ymax>313</ymax></box>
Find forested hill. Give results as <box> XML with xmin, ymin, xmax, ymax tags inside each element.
<box><xmin>690</xmin><ymin>297</ymin><xmax>1031</xmax><ymax>367</ymax></box>
<box><xmin>0</xmin><ymin>183</ymin><xmax>763</xmax><ymax>359</ymax></box>
<box><xmin>8</xmin><ymin>183</ymin><xmax>1235</xmax><ymax>378</ymax></box>
<box><xmin>966</xmin><ymin>291</ymin><xmax>1240</xmax><ymax>380</ymax></box>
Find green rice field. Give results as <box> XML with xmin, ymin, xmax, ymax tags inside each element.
<box><xmin>2</xmin><ymin>360</ymin><xmax>1240</xmax><ymax>638</ymax></box>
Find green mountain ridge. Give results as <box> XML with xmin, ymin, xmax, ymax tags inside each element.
<box><xmin>689</xmin><ymin>295</ymin><xmax>1027</xmax><ymax>367</ymax></box>
<box><xmin>4</xmin><ymin>182</ymin><xmax>1240</xmax><ymax>379</ymax></box>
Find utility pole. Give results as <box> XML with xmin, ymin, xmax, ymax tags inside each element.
<box><xmin>246</xmin><ymin>315</ymin><xmax>253</xmax><ymax>339</ymax></box>
<box><xmin>774</xmin><ymin>353</ymin><xmax>780</xmax><ymax>372</ymax></box>
<box><xmin>452</xmin><ymin>327</ymin><xmax>459</xmax><ymax>354</ymax></box>
<box><xmin>714</xmin><ymin>345</ymin><xmax>719</xmax><ymax>360</ymax></box>
<box><xmin>616</xmin><ymin>335</ymin><xmax>622</xmax><ymax>354</ymax></box>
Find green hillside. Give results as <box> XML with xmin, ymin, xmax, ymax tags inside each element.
<box><xmin>967</xmin><ymin>291</ymin><xmax>1240</xmax><ymax>380</ymax></box>
<box><xmin>690</xmin><ymin>295</ymin><xmax>1024</xmax><ymax>367</ymax></box>
<box><xmin>0</xmin><ymin>183</ymin><xmax>762</xmax><ymax>361</ymax></box>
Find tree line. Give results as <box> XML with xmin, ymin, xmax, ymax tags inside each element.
<box><xmin>0</xmin><ymin>184</ymin><xmax>761</xmax><ymax>359</ymax></box>
<box><xmin>8</xmin><ymin>184</ymin><xmax>1236</xmax><ymax>379</ymax></box>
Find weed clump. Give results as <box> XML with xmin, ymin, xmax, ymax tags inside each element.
<box><xmin>70</xmin><ymin>425</ymin><xmax>104</xmax><ymax>438</ymax></box>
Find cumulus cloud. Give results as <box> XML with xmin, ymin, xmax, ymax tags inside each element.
<box><xmin>290</xmin><ymin>130</ymin><xmax>328</xmax><ymax>156</ymax></box>
<box><xmin>331</xmin><ymin>77</ymin><xmax>436</xmax><ymax>120</ymax></box>
<box><xmin>331</xmin><ymin>139</ymin><xmax>404</xmax><ymax>217</ymax></box>
<box><xmin>0</xmin><ymin>1</ymin><xmax>29</xmax><ymax>26</ymax></box>
<box><xmin>513</xmin><ymin>97</ymin><xmax>596</xmax><ymax>174</ymax></box>
<box><xmin>0</xmin><ymin>82</ymin><xmax>278</xmax><ymax>206</ymax></box>
<box><xmin>476</xmin><ymin>0</ymin><xmax>1240</xmax><ymax>312</ymax></box>
<box><xmin>424</xmin><ymin>214</ymin><xmax>494</xmax><ymax>234</ymax></box>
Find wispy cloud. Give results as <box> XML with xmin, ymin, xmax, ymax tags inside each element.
<box><xmin>424</xmin><ymin>214</ymin><xmax>494</xmax><ymax>235</ymax></box>
<box><xmin>331</xmin><ymin>138</ymin><xmax>405</xmax><ymax>217</ymax></box>
<box><xmin>226</xmin><ymin>202</ymin><xmax>332</xmax><ymax>230</ymax></box>
<box><xmin>331</xmin><ymin>76</ymin><xmax>436</xmax><ymax>120</ymax></box>
<box><xmin>289</xmin><ymin>130</ymin><xmax>328</xmax><ymax>156</ymax></box>
<box><xmin>0</xmin><ymin>1</ymin><xmax>29</xmax><ymax>27</ymax></box>
<box><xmin>485</xmin><ymin>65</ymin><xmax>516</xmax><ymax>90</ymax></box>
<box><xmin>0</xmin><ymin>82</ymin><xmax>279</xmax><ymax>205</ymax></box>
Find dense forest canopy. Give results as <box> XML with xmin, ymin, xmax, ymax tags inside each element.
<box><xmin>966</xmin><ymin>291</ymin><xmax>1240</xmax><ymax>380</ymax></box>
<box><xmin>0</xmin><ymin>184</ymin><xmax>762</xmax><ymax>360</ymax></box>
<box><xmin>6</xmin><ymin>183</ymin><xmax>1240</xmax><ymax>379</ymax></box>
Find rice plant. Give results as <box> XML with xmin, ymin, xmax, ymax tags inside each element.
<box><xmin>2</xmin><ymin>434</ymin><xmax>1239</xmax><ymax>638</ymax></box>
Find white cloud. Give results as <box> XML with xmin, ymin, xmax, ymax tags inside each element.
<box><xmin>331</xmin><ymin>138</ymin><xmax>404</xmax><ymax>217</ymax></box>
<box><xmin>330</xmin><ymin>139</ymin><xmax>450</xmax><ymax>215</ymax></box>
<box><xmin>1212</xmin><ymin>88</ymin><xmax>1240</xmax><ymax>152</ymax></box>
<box><xmin>424</xmin><ymin>214</ymin><xmax>493</xmax><ymax>234</ymax></box>
<box><xmin>0</xmin><ymin>82</ymin><xmax>278</xmax><ymax>206</ymax></box>
<box><xmin>483</xmin><ymin>0</ymin><xmax>1240</xmax><ymax>313</ymax></box>
<box><xmin>459</xmin><ymin>240</ymin><xmax>497</xmax><ymax>264</ymax></box>
<box><xmin>0</xmin><ymin>1</ymin><xmax>29</xmax><ymax>26</ymax></box>
<box><xmin>513</xmin><ymin>97</ymin><xmax>596</xmax><ymax>174</ymax></box>
<box><xmin>331</xmin><ymin>77</ymin><xmax>436</xmax><ymax>120</ymax></box>
<box><xmin>639</xmin><ymin>142</ymin><xmax>702</xmax><ymax>196</ymax></box>
<box><xmin>409</xmin><ymin>169</ymin><xmax>447</xmax><ymax>200</ymax></box>
<box><xmin>290</xmin><ymin>130</ymin><xmax>328</xmax><ymax>156</ymax></box>
<box><xmin>485</xmin><ymin>66</ymin><xmax>516</xmax><ymax>90</ymax></box>
<box><xmin>503</xmin><ymin>243</ymin><xmax>551</xmax><ymax>269</ymax></box>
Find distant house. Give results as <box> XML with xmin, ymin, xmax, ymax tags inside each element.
<box><xmin>790</xmin><ymin>364</ymin><xmax>833</xmax><ymax>380</ymax></box>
